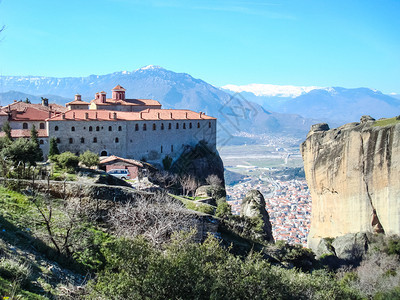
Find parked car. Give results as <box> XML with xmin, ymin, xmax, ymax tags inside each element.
<box><xmin>107</xmin><ymin>169</ymin><xmax>131</xmax><ymax>180</ymax></box>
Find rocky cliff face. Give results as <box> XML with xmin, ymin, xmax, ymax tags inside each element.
<box><xmin>241</xmin><ymin>190</ymin><xmax>274</xmax><ymax>242</ymax></box>
<box><xmin>301</xmin><ymin>116</ymin><xmax>400</xmax><ymax>250</ymax></box>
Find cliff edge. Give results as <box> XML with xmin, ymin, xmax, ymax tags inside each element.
<box><xmin>301</xmin><ymin>116</ymin><xmax>400</xmax><ymax>250</ymax></box>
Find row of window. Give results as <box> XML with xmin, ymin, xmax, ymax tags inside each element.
<box><xmin>53</xmin><ymin>122</ymin><xmax>213</xmax><ymax>132</ymax></box>
<box><xmin>56</xmin><ymin>137</ymin><xmax>120</xmax><ymax>144</ymax></box>
<box><xmin>23</xmin><ymin>122</ymin><xmax>45</xmax><ymax>130</ymax></box>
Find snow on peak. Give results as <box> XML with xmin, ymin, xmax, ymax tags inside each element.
<box><xmin>137</xmin><ymin>65</ymin><xmax>164</xmax><ymax>71</ymax></box>
<box><xmin>222</xmin><ymin>83</ymin><xmax>324</xmax><ymax>98</ymax></box>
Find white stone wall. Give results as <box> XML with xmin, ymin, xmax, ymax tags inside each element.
<box><xmin>48</xmin><ymin>119</ymin><xmax>216</xmax><ymax>164</ymax></box>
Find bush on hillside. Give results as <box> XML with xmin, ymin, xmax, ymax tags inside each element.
<box><xmin>79</xmin><ymin>150</ymin><xmax>99</xmax><ymax>168</ymax></box>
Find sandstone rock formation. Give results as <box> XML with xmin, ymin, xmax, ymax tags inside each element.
<box><xmin>301</xmin><ymin>116</ymin><xmax>400</xmax><ymax>250</ymax></box>
<box><xmin>241</xmin><ymin>190</ymin><xmax>274</xmax><ymax>242</ymax></box>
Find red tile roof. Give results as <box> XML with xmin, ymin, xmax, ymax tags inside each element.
<box><xmin>11</xmin><ymin>107</ymin><xmax>55</xmax><ymax>121</ymax></box>
<box><xmin>100</xmin><ymin>155</ymin><xmax>143</xmax><ymax>167</ymax></box>
<box><xmin>66</xmin><ymin>100</ymin><xmax>90</xmax><ymax>105</ymax></box>
<box><xmin>91</xmin><ymin>98</ymin><xmax>161</xmax><ymax>107</ymax></box>
<box><xmin>47</xmin><ymin>109</ymin><xmax>215</xmax><ymax>121</ymax></box>
<box><xmin>1</xmin><ymin>101</ymin><xmax>67</xmax><ymax>113</ymax></box>
<box><xmin>0</xmin><ymin>129</ymin><xmax>48</xmax><ymax>138</ymax></box>
<box><xmin>112</xmin><ymin>85</ymin><xmax>126</xmax><ymax>90</ymax></box>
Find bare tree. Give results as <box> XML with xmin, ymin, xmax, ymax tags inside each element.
<box><xmin>180</xmin><ymin>175</ymin><xmax>199</xmax><ymax>196</ymax></box>
<box><xmin>206</xmin><ymin>174</ymin><xmax>222</xmax><ymax>187</ymax></box>
<box><xmin>152</xmin><ymin>170</ymin><xmax>178</xmax><ymax>190</ymax></box>
<box><xmin>107</xmin><ymin>192</ymin><xmax>197</xmax><ymax>246</ymax></box>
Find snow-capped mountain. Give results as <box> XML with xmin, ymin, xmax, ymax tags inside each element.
<box><xmin>222</xmin><ymin>83</ymin><xmax>323</xmax><ymax>98</ymax></box>
<box><xmin>0</xmin><ymin>66</ymin><xmax>317</xmax><ymax>142</ymax></box>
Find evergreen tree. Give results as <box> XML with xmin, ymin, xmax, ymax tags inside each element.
<box><xmin>49</xmin><ymin>137</ymin><xmax>60</xmax><ymax>156</ymax></box>
<box><xmin>30</xmin><ymin>125</ymin><xmax>43</xmax><ymax>162</ymax></box>
<box><xmin>24</xmin><ymin>98</ymin><xmax>31</xmax><ymax>104</ymax></box>
<box><xmin>1</xmin><ymin>121</ymin><xmax>12</xmax><ymax>140</ymax></box>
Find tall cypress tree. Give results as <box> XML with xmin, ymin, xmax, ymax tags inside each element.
<box><xmin>30</xmin><ymin>125</ymin><xmax>43</xmax><ymax>162</ymax></box>
<box><xmin>49</xmin><ymin>137</ymin><xmax>60</xmax><ymax>156</ymax></box>
<box><xmin>2</xmin><ymin>121</ymin><xmax>12</xmax><ymax>140</ymax></box>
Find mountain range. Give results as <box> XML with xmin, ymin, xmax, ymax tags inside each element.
<box><xmin>1</xmin><ymin>65</ymin><xmax>399</xmax><ymax>144</ymax></box>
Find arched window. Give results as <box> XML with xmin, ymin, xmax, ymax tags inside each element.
<box><xmin>69</xmin><ymin>138</ymin><xmax>73</xmax><ymax>144</ymax></box>
<box><xmin>176</xmin><ymin>123</ymin><xmax>179</xmax><ymax>129</ymax></box>
<box><xmin>39</xmin><ymin>140</ymin><xmax>44</xmax><ymax>145</ymax></box>
<box><xmin>56</xmin><ymin>138</ymin><xmax>60</xmax><ymax>143</ymax></box>
<box><xmin>71</xmin><ymin>126</ymin><xmax>75</xmax><ymax>132</ymax></box>
<box><xmin>118</xmin><ymin>126</ymin><xmax>122</xmax><ymax>131</ymax></box>
<box><xmin>39</xmin><ymin>123</ymin><xmax>45</xmax><ymax>129</ymax></box>
<box><xmin>161</xmin><ymin>123</ymin><xmax>164</xmax><ymax>130</ymax></box>
<box><xmin>161</xmin><ymin>145</ymin><xmax>163</xmax><ymax>153</ymax></box>
<box><xmin>189</xmin><ymin>123</ymin><xmax>192</xmax><ymax>129</ymax></box>
<box><xmin>96</xmin><ymin>126</ymin><xmax>100</xmax><ymax>131</ymax></box>
<box><xmin>100</xmin><ymin>150</ymin><xmax>107</xmax><ymax>156</ymax></box>
<box><xmin>183</xmin><ymin>123</ymin><xmax>186</xmax><ymax>129</ymax></box>
<box><xmin>153</xmin><ymin>123</ymin><xmax>156</xmax><ymax>130</ymax></box>
<box><xmin>108</xmin><ymin>126</ymin><xmax>112</xmax><ymax>131</ymax></box>
<box><xmin>143</xmin><ymin>124</ymin><xmax>147</xmax><ymax>131</ymax></box>
<box><xmin>168</xmin><ymin>123</ymin><xmax>171</xmax><ymax>130</ymax></box>
<box><xmin>135</xmin><ymin>124</ymin><xmax>139</xmax><ymax>131</ymax></box>
<box><xmin>55</xmin><ymin>126</ymin><xmax>59</xmax><ymax>131</ymax></box>
<box><xmin>197</xmin><ymin>122</ymin><xmax>200</xmax><ymax>128</ymax></box>
<box><xmin>93</xmin><ymin>137</ymin><xmax>97</xmax><ymax>143</ymax></box>
<box><xmin>171</xmin><ymin>145</ymin><xmax>174</xmax><ymax>152</ymax></box>
<box><xmin>89</xmin><ymin>126</ymin><xmax>93</xmax><ymax>132</ymax></box>
<box><xmin>23</xmin><ymin>123</ymin><xmax>28</xmax><ymax>129</ymax></box>
<box><xmin>81</xmin><ymin>137</ymin><xmax>85</xmax><ymax>143</ymax></box>
<box><xmin>209</xmin><ymin>122</ymin><xmax>211</xmax><ymax>128</ymax></box>
<box><xmin>115</xmin><ymin>137</ymin><xmax>119</xmax><ymax>143</ymax></box>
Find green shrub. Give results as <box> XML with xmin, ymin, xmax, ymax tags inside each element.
<box><xmin>0</xmin><ymin>257</ymin><xmax>32</xmax><ymax>286</ymax></box>
<box><xmin>215</xmin><ymin>200</ymin><xmax>231</xmax><ymax>218</ymax></box>
<box><xmin>162</xmin><ymin>155</ymin><xmax>173</xmax><ymax>170</ymax></box>
<box><xmin>79</xmin><ymin>150</ymin><xmax>99</xmax><ymax>168</ymax></box>
<box><xmin>51</xmin><ymin>152</ymin><xmax>79</xmax><ymax>172</ymax></box>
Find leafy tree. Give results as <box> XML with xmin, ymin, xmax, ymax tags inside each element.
<box><xmin>30</xmin><ymin>124</ymin><xmax>43</xmax><ymax>162</ymax></box>
<box><xmin>1</xmin><ymin>138</ymin><xmax>41</xmax><ymax>167</ymax></box>
<box><xmin>79</xmin><ymin>150</ymin><xmax>99</xmax><ymax>168</ymax></box>
<box><xmin>1</xmin><ymin>121</ymin><xmax>12</xmax><ymax>140</ymax></box>
<box><xmin>53</xmin><ymin>151</ymin><xmax>79</xmax><ymax>172</ymax></box>
<box><xmin>49</xmin><ymin>137</ymin><xmax>60</xmax><ymax>156</ymax></box>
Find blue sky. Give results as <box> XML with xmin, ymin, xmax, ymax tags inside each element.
<box><xmin>0</xmin><ymin>0</ymin><xmax>399</xmax><ymax>93</ymax></box>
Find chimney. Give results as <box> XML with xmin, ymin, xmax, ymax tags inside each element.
<box><xmin>95</xmin><ymin>92</ymin><xmax>99</xmax><ymax>100</ymax></box>
<box><xmin>199</xmin><ymin>112</ymin><xmax>202</xmax><ymax>118</ymax></box>
<box><xmin>62</xmin><ymin>113</ymin><xmax>65</xmax><ymax>120</ymax></box>
<box><xmin>73</xmin><ymin>112</ymin><xmax>75</xmax><ymax>120</ymax></box>
<box><xmin>113</xmin><ymin>112</ymin><xmax>117</xmax><ymax>119</ymax></box>
<box><xmin>85</xmin><ymin>112</ymin><xmax>89</xmax><ymax>119</ymax></box>
<box><xmin>157</xmin><ymin>112</ymin><xmax>160</xmax><ymax>119</ymax></box>
<box><xmin>140</xmin><ymin>112</ymin><xmax>143</xmax><ymax>119</ymax></box>
<box><xmin>41</xmin><ymin>97</ymin><xmax>49</xmax><ymax>107</ymax></box>
<box><xmin>95</xmin><ymin>112</ymin><xmax>98</xmax><ymax>120</ymax></box>
<box><xmin>185</xmin><ymin>112</ymin><xmax>188</xmax><ymax>119</ymax></box>
<box><xmin>100</xmin><ymin>91</ymin><xmax>107</xmax><ymax>103</ymax></box>
<box><xmin>109</xmin><ymin>112</ymin><xmax>111</xmax><ymax>119</ymax></box>
<box><xmin>75</xmin><ymin>94</ymin><xmax>81</xmax><ymax>101</ymax></box>
<box><xmin>170</xmin><ymin>112</ymin><xmax>173</xmax><ymax>119</ymax></box>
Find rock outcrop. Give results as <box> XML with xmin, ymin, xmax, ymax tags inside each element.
<box><xmin>301</xmin><ymin>116</ymin><xmax>400</xmax><ymax>250</ymax></box>
<box><xmin>240</xmin><ymin>190</ymin><xmax>274</xmax><ymax>242</ymax></box>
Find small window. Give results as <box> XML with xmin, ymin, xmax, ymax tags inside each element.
<box><xmin>108</xmin><ymin>126</ymin><xmax>112</xmax><ymax>131</ymax></box>
<box><xmin>89</xmin><ymin>126</ymin><xmax>93</xmax><ymax>132</ymax></box>
<box><xmin>39</xmin><ymin>123</ymin><xmax>45</xmax><ymax>129</ymax></box>
<box><xmin>143</xmin><ymin>124</ymin><xmax>147</xmax><ymax>131</ymax></box>
<box><xmin>93</xmin><ymin>137</ymin><xmax>97</xmax><ymax>143</ymax></box>
<box><xmin>168</xmin><ymin>123</ymin><xmax>171</xmax><ymax>130</ymax></box>
<box><xmin>189</xmin><ymin>123</ymin><xmax>192</xmax><ymax>129</ymax></box>
<box><xmin>161</xmin><ymin>123</ymin><xmax>164</xmax><ymax>130</ymax></box>
<box><xmin>39</xmin><ymin>140</ymin><xmax>44</xmax><ymax>145</ymax></box>
<box><xmin>153</xmin><ymin>123</ymin><xmax>156</xmax><ymax>130</ymax></box>
<box><xmin>171</xmin><ymin>145</ymin><xmax>174</xmax><ymax>152</ymax></box>
<box><xmin>161</xmin><ymin>145</ymin><xmax>163</xmax><ymax>153</ymax></box>
<box><xmin>81</xmin><ymin>137</ymin><xmax>85</xmax><ymax>143</ymax></box>
<box><xmin>71</xmin><ymin>126</ymin><xmax>75</xmax><ymax>132</ymax></box>
<box><xmin>183</xmin><ymin>123</ymin><xmax>186</xmax><ymax>129</ymax></box>
<box><xmin>56</xmin><ymin>138</ymin><xmax>61</xmax><ymax>143</ymax></box>
<box><xmin>197</xmin><ymin>122</ymin><xmax>200</xmax><ymax>128</ymax></box>
<box><xmin>115</xmin><ymin>137</ymin><xmax>119</xmax><ymax>143</ymax></box>
<box><xmin>135</xmin><ymin>124</ymin><xmax>139</xmax><ymax>131</ymax></box>
<box><xmin>118</xmin><ymin>126</ymin><xmax>122</xmax><ymax>131</ymax></box>
<box><xmin>96</xmin><ymin>126</ymin><xmax>100</xmax><ymax>131</ymax></box>
<box><xmin>176</xmin><ymin>123</ymin><xmax>179</xmax><ymax>129</ymax></box>
<box><xmin>209</xmin><ymin>122</ymin><xmax>211</xmax><ymax>128</ymax></box>
<box><xmin>69</xmin><ymin>138</ymin><xmax>73</xmax><ymax>144</ymax></box>
<box><xmin>55</xmin><ymin>126</ymin><xmax>59</xmax><ymax>131</ymax></box>
<box><xmin>23</xmin><ymin>123</ymin><xmax>28</xmax><ymax>129</ymax></box>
